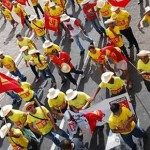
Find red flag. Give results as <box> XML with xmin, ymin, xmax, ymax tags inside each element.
<box><xmin>2</xmin><ymin>0</ymin><xmax>13</xmax><ymax>11</ymax></box>
<box><xmin>16</xmin><ymin>0</ymin><xmax>27</xmax><ymax>5</ymax></box>
<box><xmin>0</xmin><ymin>72</ymin><xmax>23</xmax><ymax>93</ymax></box>
<box><xmin>84</xmin><ymin>110</ymin><xmax>104</xmax><ymax>134</ymax></box>
<box><xmin>20</xmin><ymin>10</ymin><xmax>25</xmax><ymax>26</ymax></box>
<box><xmin>108</xmin><ymin>0</ymin><xmax>130</xmax><ymax>7</ymax></box>
<box><xmin>44</xmin><ymin>13</ymin><xmax>61</xmax><ymax>34</ymax></box>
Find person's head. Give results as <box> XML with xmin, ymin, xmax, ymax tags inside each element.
<box><xmin>60</xmin><ymin>14</ymin><xmax>70</xmax><ymax>22</ymax></box>
<box><xmin>28</xmin><ymin>49</ymin><xmax>40</xmax><ymax>57</ymax></box>
<box><xmin>60</xmin><ymin>139</ymin><xmax>74</xmax><ymax>150</ymax></box>
<box><xmin>12</xmin><ymin>1</ymin><xmax>18</xmax><ymax>7</ymax></box>
<box><xmin>66</xmin><ymin>89</ymin><xmax>78</xmax><ymax>101</ymax></box>
<box><xmin>81</xmin><ymin>0</ymin><xmax>90</xmax><ymax>7</ymax></box>
<box><xmin>51</xmin><ymin>49</ymin><xmax>59</xmax><ymax>56</ymax></box>
<box><xmin>44</xmin><ymin>0</ymin><xmax>49</xmax><ymax>6</ymax></box>
<box><xmin>43</xmin><ymin>40</ymin><xmax>54</xmax><ymax>50</ymax></box>
<box><xmin>49</xmin><ymin>2</ymin><xmax>56</xmax><ymax>9</ymax></box>
<box><xmin>1</xmin><ymin>6</ymin><xmax>5</xmax><ymax>11</ymax></box>
<box><xmin>29</xmin><ymin>15</ymin><xmax>37</xmax><ymax>23</ymax></box>
<box><xmin>47</xmin><ymin>88</ymin><xmax>60</xmax><ymax>99</ymax></box>
<box><xmin>111</xmin><ymin>6</ymin><xmax>120</xmax><ymax>14</ymax></box>
<box><xmin>20</xmin><ymin>46</ymin><xmax>29</xmax><ymax>55</ymax></box>
<box><xmin>101</xmin><ymin>72</ymin><xmax>114</xmax><ymax>84</ymax></box>
<box><xmin>88</xmin><ymin>45</ymin><xmax>96</xmax><ymax>54</ymax></box>
<box><xmin>0</xmin><ymin>51</ymin><xmax>4</xmax><ymax>59</ymax></box>
<box><xmin>0</xmin><ymin>105</ymin><xmax>13</xmax><ymax>118</ymax></box>
<box><xmin>137</xmin><ymin>50</ymin><xmax>150</xmax><ymax>64</ymax></box>
<box><xmin>24</xmin><ymin>102</ymin><xmax>36</xmax><ymax>114</ymax></box>
<box><xmin>16</xmin><ymin>33</ymin><xmax>23</xmax><ymax>41</ymax></box>
<box><xmin>110</xmin><ymin>103</ymin><xmax>122</xmax><ymax>116</ymax></box>
<box><xmin>144</xmin><ymin>6</ymin><xmax>150</xmax><ymax>16</ymax></box>
<box><xmin>0</xmin><ymin>123</ymin><xmax>11</xmax><ymax>138</ymax></box>
<box><xmin>105</xmin><ymin>19</ymin><xmax>115</xmax><ymax>28</ymax></box>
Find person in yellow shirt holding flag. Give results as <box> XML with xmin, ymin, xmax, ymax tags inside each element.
<box><xmin>12</xmin><ymin>1</ymin><xmax>30</xmax><ymax>28</ymax></box>
<box><xmin>30</xmin><ymin>0</ymin><xmax>44</xmax><ymax>19</ymax></box>
<box><xmin>52</xmin><ymin>0</ymin><xmax>66</xmax><ymax>10</ymax></box>
<box><xmin>1</xmin><ymin>6</ymin><xmax>18</xmax><ymax>29</ymax></box>
<box><xmin>0</xmin><ymin>51</ymin><xmax>27</xmax><ymax>81</ymax></box>
<box><xmin>105</xmin><ymin>18</ymin><xmax>130</xmax><ymax>59</ymax></box>
<box><xmin>24</xmin><ymin>101</ymin><xmax>69</xmax><ymax>148</ymax></box>
<box><xmin>43</xmin><ymin>0</ymin><xmax>50</xmax><ymax>14</ymax></box>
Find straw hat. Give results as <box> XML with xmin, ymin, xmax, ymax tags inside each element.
<box><xmin>80</xmin><ymin>0</ymin><xmax>90</xmax><ymax>5</ymax></box>
<box><xmin>101</xmin><ymin>72</ymin><xmax>114</xmax><ymax>83</ymax></box>
<box><xmin>104</xmin><ymin>18</ymin><xmax>115</xmax><ymax>24</ymax></box>
<box><xmin>144</xmin><ymin>6</ymin><xmax>150</xmax><ymax>15</ymax></box>
<box><xmin>60</xmin><ymin>14</ymin><xmax>70</xmax><ymax>22</ymax></box>
<box><xmin>20</xmin><ymin>46</ymin><xmax>29</xmax><ymax>52</ymax></box>
<box><xmin>0</xmin><ymin>51</ymin><xmax>3</xmax><ymax>55</ymax></box>
<box><xmin>47</xmin><ymin>88</ymin><xmax>60</xmax><ymax>99</ymax></box>
<box><xmin>49</xmin><ymin>2</ymin><xmax>56</xmax><ymax>7</ymax></box>
<box><xmin>0</xmin><ymin>105</ymin><xmax>13</xmax><ymax>117</ymax></box>
<box><xmin>97</xmin><ymin>0</ymin><xmax>106</xmax><ymax>8</ymax></box>
<box><xmin>12</xmin><ymin>1</ymin><xmax>17</xmax><ymax>4</ymax></box>
<box><xmin>137</xmin><ymin>50</ymin><xmax>150</xmax><ymax>57</ymax></box>
<box><xmin>43</xmin><ymin>40</ymin><xmax>54</xmax><ymax>49</ymax></box>
<box><xmin>66</xmin><ymin>89</ymin><xmax>78</xmax><ymax>101</ymax></box>
<box><xmin>0</xmin><ymin>123</ymin><xmax>11</xmax><ymax>138</ymax></box>
<box><xmin>111</xmin><ymin>6</ymin><xmax>120</xmax><ymax>12</ymax></box>
<box><xmin>61</xmin><ymin>63</ymin><xmax>71</xmax><ymax>73</ymax></box>
<box><xmin>29</xmin><ymin>15</ymin><xmax>37</xmax><ymax>21</ymax></box>
<box><xmin>44</xmin><ymin>0</ymin><xmax>49</xmax><ymax>4</ymax></box>
<box><xmin>24</xmin><ymin>101</ymin><xmax>34</xmax><ymax>112</ymax></box>
<box><xmin>28</xmin><ymin>49</ymin><xmax>40</xmax><ymax>55</ymax></box>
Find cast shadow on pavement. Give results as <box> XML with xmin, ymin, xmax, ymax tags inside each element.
<box><xmin>145</xmin><ymin>0</ymin><xmax>150</xmax><ymax>7</ymax></box>
<box><xmin>0</xmin><ymin>22</ymin><xmax>7</xmax><ymax>33</ymax></box>
<box><xmin>139</xmin><ymin>2</ymin><xmax>145</xmax><ymax>18</ymax></box>
<box><xmin>144</xmin><ymin>126</ymin><xmax>150</xmax><ymax>150</ymax></box>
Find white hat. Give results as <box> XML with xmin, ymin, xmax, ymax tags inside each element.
<box><xmin>0</xmin><ymin>51</ymin><xmax>3</xmax><ymax>55</ymax></box>
<box><xmin>111</xmin><ymin>6</ymin><xmax>120</xmax><ymax>12</ymax></box>
<box><xmin>28</xmin><ymin>49</ymin><xmax>40</xmax><ymax>55</ymax></box>
<box><xmin>61</xmin><ymin>63</ymin><xmax>71</xmax><ymax>73</ymax></box>
<box><xmin>80</xmin><ymin>0</ymin><xmax>90</xmax><ymax>5</ymax></box>
<box><xmin>20</xmin><ymin>46</ymin><xmax>29</xmax><ymax>52</ymax></box>
<box><xmin>49</xmin><ymin>2</ymin><xmax>56</xmax><ymax>7</ymax></box>
<box><xmin>44</xmin><ymin>0</ymin><xmax>49</xmax><ymax>4</ymax></box>
<box><xmin>43</xmin><ymin>40</ymin><xmax>54</xmax><ymax>49</ymax></box>
<box><xmin>0</xmin><ymin>105</ymin><xmax>13</xmax><ymax>117</ymax></box>
<box><xmin>144</xmin><ymin>6</ymin><xmax>150</xmax><ymax>15</ymax></box>
<box><xmin>29</xmin><ymin>15</ymin><xmax>37</xmax><ymax>21</ymax></box>
<box><xmin>47</xmin><ymin>88</ymin><xmax>60</xmax><ymax>99</ymax></box>
<box><xmin>137</xmin><ymin>50</ymin><xmax>150</xmax><ymax>57</ymax></box>
<box><xmin>66</xmin><ymin>89</ymin><xmax>78</xmax><ymax>101</ymax></box>
<box><xmin>104</xmin><ymin>18</ymin><xmax>115</xmax><ymax>24</ymax></box>
<box><xmin>101</xmin><ymin>72</ymin><xmax>114</xmax><ymax>83</ymax></box>
<box><xmin>60</xmin><ymin>14</ymin><xmax>70</xmax><ymax>22</ymax></box>
<box><xmin>23</xmin><ymin>101</ymin><xmax>34</xmax><ymax>112</ymax></box>
<box><xmin>97</xmin><ymin>0</ymin><xmax>106</xmax><ymax>8</ymax></box>
<box><xmin>0</xmin><ymin>123</ymin><xmax>11</xmax><ymax>138</ymax></box>
<box><xmin>12</xmin><ymin>1</ymin><xmax>17</xmax><ymax>4</ymax></box>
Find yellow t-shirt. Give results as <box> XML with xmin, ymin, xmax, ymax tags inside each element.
<box><xmin>27</xmin><ymin>106</ymin><xmax>53</xmax><ymax>135</ymax></box>
<box><xmin>31</xmin><ymin>20</ymin><xmax>45</xmax><ymax>37</ymax></box>
<box><xmin>18</xmin><ymin>82</ymin><xmax>34</xmax><ymax>102</ymax></box>
<box><xmin>142</xmin><ymin>14</ymin><xmax>150</xmax><ymax>25</ymax></box>
<box><xmin>88</xmin><ymin>48</ymin><xmax>102</xmax><ymax>62</ymax></box>
<box><xmin>13</xmin><ymin>4</ymin><xmax>27</xmax><ymax>17</ymax></box>
<box><xmin>109</xmin><ymin>107</ymin><xmax>135</xmax><ymax>135</ymax></box>
<box><xmin>17</xmin><ymin>37</ymin><xmax>35</xmax><ymax>50</ymax></box>
<box><xmin>48</xmin><ymin>91</ymin><xmax>66</xmax><ymax>110</ymax></box>
<box><xmin>137</xmin><ymin>58</ymin><xmax>150</xmax><ymax>81</ymax></box>
<box><xmin>0</xmin><ymin>55</ymin><xmax>16</xmax><ymax>72</ymax></box>
<box><xmin>2</xmin><ymin>9</ymin><xmax>13</xmax><ymax>21</ymax></box>
<box><xmin>106</xmin><ymin>26</ymin><xmax>124</xmax><ymax>47</ymax></box>
<box><xmin>76</xmin><ymin>0</ymin><xmax>83</xmax><ymax>4</ymax></box>
<box><xmin>9</xmin><ymin>110</ymin><xmax>27</xmax><ymax>127</ymax></box>
<box><xmin>44</xmin><ymin>44</ymin><xmax>61</xmax><ymax>56</ymax></box>
<box><xmin>99</xmin><ymin>76</ymin><xmax>125</xmax><ymax>94</ymax></box>
<box><xmin>68</xmin><ymin>92</ymin><xmax>90</xmax><ymax>110</ymax></box>
<box><xmin>7</xmin><ymin>128</ymin><xmax>29</xmax><ymax>150</ymax></box>
<box><xmin>30</xmin><ymin>55</ymin><xmax>48</xmax><ymax>70</ymax></box>
<box><xmin>97</xmin><ymin>2</ymin><xmax>112</xmax><ymax>18</ymax></box>
<box><xmin>43</xmin><ymin>5</ymin><xmax>50</xmax><ymax>14</ymax></box>
<box><xmin>22</xmin><ymin>54</ymin><xmax>31</xmax><ymax>61</ymax></box>
<box><xmin>49</xmin><ymin>6</ymin><xmax>63</xmax><ymax>17</ymax></box>
<box><xmin>111</xmin><ymin>10</ymin><xmax>130</xmax><ymax>30</ymax></box>
<box><xmin>30</xmin><ymin>0</ymin><xmax>38</xmax><ymax>6</ymax></box>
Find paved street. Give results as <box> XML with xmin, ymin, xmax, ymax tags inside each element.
<box><xmin>1</xmin><ymin>0</ymin><xmax>150</xmax><ymax>150</ymax></box>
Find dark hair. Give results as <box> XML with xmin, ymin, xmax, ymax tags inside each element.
<box><xmin>110</xmin><ymin>103</ymin><xmax>120</xmax><ymax>113</ymax></box>
<box><xmin>16</xmin><ymin>33</ymin><xmax>22</xmax><ymax>38</ymax></box>
<box><xmin>60</xmin><ymin>139</ymin><xmax>73</xmax><ymax>150</ymax></box>
<box><xmin>88</xmin><ymin>45</ymin><xmax>95</xmax><ymax>50</ymax></box>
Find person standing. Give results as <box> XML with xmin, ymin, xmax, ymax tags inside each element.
<box><xmin>137</xmin><ymin>50</ymin><xmax>150</xmax><ymax>92</ymax></box>
<box><xmin>81</xmin><ymin>0</ymin><xmax>106</xmax><ymax>37</ymax></box>
<box><xmin>111</xmin><ymin>6</ymin><xmax>140</xmax><ymax>53</ymax></box>
<box><xmin>0</xmin><ymin>51</ymin><xmax>27</xmax><ymax>82</ymax></box>
<box><xmin>61</xmin><ymin>14</ymin><xmax>94</xmax><ymax>56</ymax></box>
<box><xmin>109</xmin><ymin>103</ymin><xmax>145</xmax><ymax>150</ymax></box>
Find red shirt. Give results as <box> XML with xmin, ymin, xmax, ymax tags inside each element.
<box><xmin>82</xmin><ymin>2</ymin><xmax>97</xmax><ymax>20</ymax></box>
<box><xmin>51</xmin><ymin>52</ymin><xmax>74</xmax><ymax>68</ymax></box>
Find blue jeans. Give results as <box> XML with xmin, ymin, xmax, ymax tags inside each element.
<box><xmin>6</xmin><ymin>91</ymin><xmax>22</xmax><ymax>102</ymax></box>
<box><xmin>74</xmin><ymin>30</ymin><xmax>93</xmax><ymax>51</ymax></box>
<box><xmin>90</xmin><ymin>17</ymin><xmax>105</xmax><ymax>34</ymax></box>
<box><xmin>39</xmin><ymin>66</ymin><xmax>56</xmax><ymax>83</ymax></box>
<box><xmin>121</xmin><ymin>125</ymin><xmax>144</xmax><ymax>149</ymax></box>
<box><xmin>46</xmin><ymin>128</ymin><xmax>69</xmax><ymax>147</ymax></box>
<box><xmin>10</xmin><ymin>68</ymin><xmax>26</xmax><ymax>82</ymax></box>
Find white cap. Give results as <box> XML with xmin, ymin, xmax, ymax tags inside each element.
<box><xmin>28</xmin><ymin>49</ymin><xmax>40</xmax><ymax>55</ymax></box>
<box><xmin>101</xmin><ymin>72</ymin><xmax>114</xmax><ymax>83</ymax></box>
<box><xmin>104</xmin><ymin>18</ymin><xmax>115</xmax><ymax>24</ymax></box>
<box><xmin>137</xmin><ymin>50</ymin><xmax>150</xmax><ymax>57</ymax></box>
<box><xmin>96</xmin><ymin>0</ymin><xmax>106</xmax><ymax>8</ymax></box>
<box><xmin>23</xmin><ymin>101</ymin><xmax>34</xmax><ymax>112</ymax></box>
<box><xmin>66</xmin><ymin>89</ymin><xmax>78</xmax><ymax>101</ymax></box>
<box><xmin>20</xmin><ymin>46</ymin><xmax>29</xmax><ymax>52</ymax></box>
<box><xmin>111</xmin><ymin>6</ymin><xmax>120</xmax><ymax>12</ymax></box>
<box><xmin>0</xmin><ymin>105</ymin><xmax>13</xmax><ymax>117</ymax></box>
<box><xmin>47</xmin><ymin>88</ymin><xmax>60</xmax><ymax>99</ymax></box>
<box><xmin>29</xmin><ymin>15</ymin><xmax>37</xmax><ymax>21</ymax></box>
<box><xmin>43</xmin><ymin>40</ymin><xmax>54</xmax><ymax>49</ymax></box>
<box><xmin>61</xmin><ymin>63</ymin><xmax>71</xmax><ymax>73</ymax></box>
<box><xmin>0</xmin><ymin>123</ymin><xmax>11</xmax><ymax>138</ymax></box>
<box><xmin>60</xmin><ymin>14</ymin><xmax>70</xmax><ymax>22</ymax></box>
<box><xmin>0</xmin><ymin>51</ymin><xmax>3</xmax><ymax>55</ymax></box>
<box><xmin>44</xmin><ymin>0</ymin><xmax>49</xmax><ymax>4</ymax></box>
<box><xmin>144</xmin><ymin>6</ymin><xmax>150</xmax><ymax>15</ymax></box>
<box><xmin>49</xmin><ymin>2</ymin><xmax>56</xmax><ymax>7</ymax></box>
<box><xmin>80</xmin><ymin>0</ymin><xmax>90</xmax><ymax>5</ymax></box>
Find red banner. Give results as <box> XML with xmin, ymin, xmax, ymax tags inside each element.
<box><xmin>0</xmin><ymin>72</ymin><xmax>23</xmax><ymax>93</ymax></box>
<box><xmin>108</xmin><ymin>0</ymin><xmax>130</xmax><ymax>7</ymax></box>
<box><xmin>44</xmin><ymin>13</ymin><xmax>60</xmax><ymax>34</ymax></box>
<box><xmin>2</xmin><ymin>0</ymin><xmax>13</xmax><ymax>11</ymax></box>
<box><xmin>16</xmin><ymin>0</ymin><xmax>27</xmax><ymax>5</ymax></box>
<box><xmin>20</xmin><ymin>10</ymin><xmax>25</xmax><ymax>26</ymax></box>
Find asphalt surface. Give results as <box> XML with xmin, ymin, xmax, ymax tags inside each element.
<box><xmin>1</xmin><ymin>0</ymin><xmax>150</xmax><ymax>150</ymax></box>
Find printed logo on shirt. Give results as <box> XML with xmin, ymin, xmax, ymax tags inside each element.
<box><xmin>4</xmin><ymin>64</ymin><xmax>11</xmax><ymax>69</ymax></box>
<box><xmin>117</xmin><ymin>20</ymin><xmax>126</xmax><ymax>26</ymax></box>
<box><xmin>101</xmin><ymin>10</ymin><xmax>109</xmax><ymax>16</ymax></box>
<box><xmin>36</xmin><ymin>120</ymin><xmax>47</xmax><ymax>129</ymax></box>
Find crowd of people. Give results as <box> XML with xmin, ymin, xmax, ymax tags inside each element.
<box><xmin>0</xmin><ymin>0</ymin><xmax>150</xmax><ymax>150</ymax></box>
